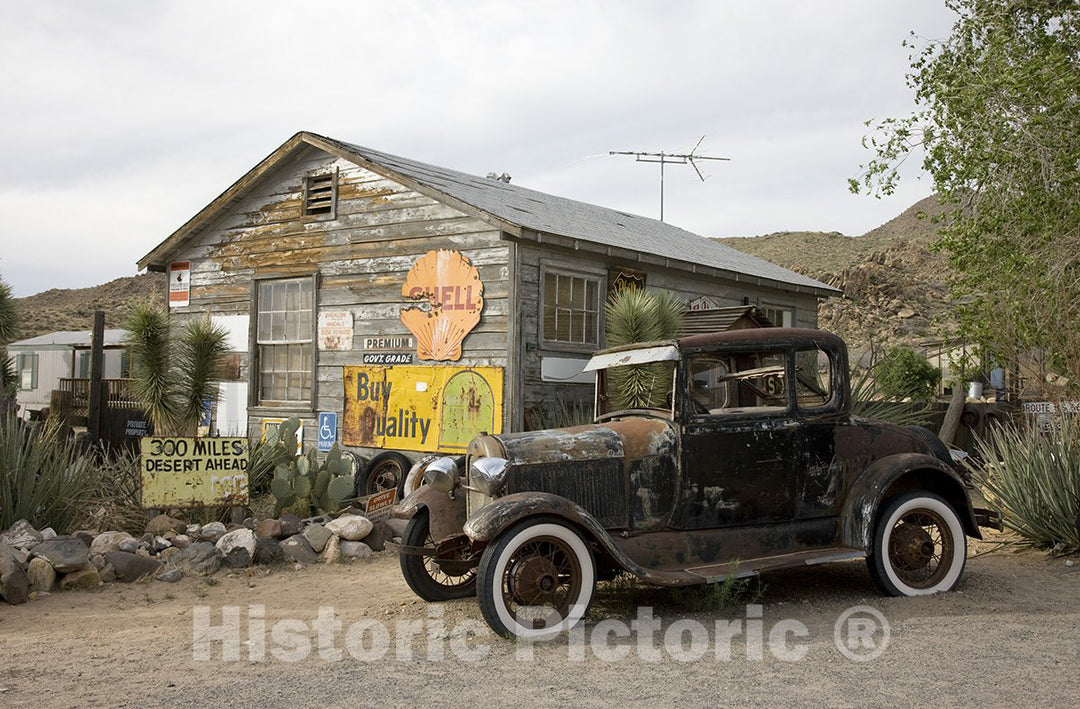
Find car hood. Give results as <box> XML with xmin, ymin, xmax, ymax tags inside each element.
<box><xmin>488</xmin><ymin>418</ymin><xmax>676</xmax><ymax>465</ymax></box>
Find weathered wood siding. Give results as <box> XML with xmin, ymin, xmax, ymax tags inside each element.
<box><xmin>514</xmin><ymin>241</ymin><xmax>819</xmax><ymax>428</ymax></box>
<box><xmin>168</xmin><ymin>145</ymin><xmax>509</xmax><ymax>450</ymax></box>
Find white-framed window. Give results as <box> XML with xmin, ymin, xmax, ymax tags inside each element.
<box><xmin>761</xmin><ymin>305</ymin><xmax>794</xmax><ymax>328</ymax></box>
<box><xmin>255</xmin><ymin>277</ymin><xmax>314</xmax><ymax>404</ymax></box>
<box><xmin>15</xmin><ymin>353</ymin><xmax>38</xmax><ymax>391</ymax></box>
<box><xmin>542</xmin><ymin>269</ymin><xmax>601</xmax><ymax>346</ymax></box>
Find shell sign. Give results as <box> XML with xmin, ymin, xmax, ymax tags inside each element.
<box><xmin>400</xmin><ymin>250</ymin><xmax>484</xmax><ymax>361</ymax></box>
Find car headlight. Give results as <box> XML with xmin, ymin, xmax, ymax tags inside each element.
<box><xmin>422</xmin><ymin>456</ymin><xmax>460</xmax><ymax>492</ymax></box>
<box><xmin>470</xmin><ymin>456</ymin><xmax>508</xmax><ymax>496</ymax></box>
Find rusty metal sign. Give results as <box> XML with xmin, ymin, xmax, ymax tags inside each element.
<box><xmin>399</xmin><ymin>250</ymin><xmax>484</xmax><ymax>361</ymax></box>
<box><xmin>140</xmin><ymin>437</ymin><xmax>249</xmax><ymax>508</ymax></box>
<box><xmin>342</xmin><ymin>365</ymin><xmax>503</xmax><ymax>453</ymax></box>
<box><xmin>364</xmin><ymin>489</ymin><xmax>397</xmax><ymax>522</ymax></box>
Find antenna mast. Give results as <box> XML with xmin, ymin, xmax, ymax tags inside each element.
<box><xmin>609</xmin><ymin>136</ymin><xmax>730</xmax><ymax>221</ymax></box>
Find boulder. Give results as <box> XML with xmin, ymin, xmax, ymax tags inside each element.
<box><xmin>362</xmin><ymin>522</ymin><xmax>391</xmax><ymax>552</ymax></box>
<box><xmin>0</xmin><ymin>542</ymin><xmax>30</xmax><ymax>604</ymax></box>
<box><xmin>90</xmin><ymin>531</ymin><xmax>135</xmax><ymax>556</ymax></box>
<box><xmin>103</xmin><ymin>551</ymin><xmax>162</xmax><ymax>582</ymax></box>
<box><xmin>384</xmin><ymin>518</ymin><xmax>408</xmax><ymax>538</ymax></box>
<box><xmin>30</xmin><ymin>538</ymin><xmax>89</xmax><ymax>574</ymax></box>
<box><xmin>216</xmin><ymin>529</ymin><xmax>256</xmax><ymax>568</ymax></box>
<box><xmin>72</xmin><ymin>530</ymin><xmax>99</xmax><ymax>547</ymax></box>
<box><xmin>173</xmin><ymin>542</ymin><xmax>222</xmax><ymax>576</ymax></box>
<box><xmin>254</xmin><ymin>518</ymin><xmax>282</xmax><ymax>539</ymax></box>
<box><xmin>152</xmin><ymin>536</ymin><xmax>173</xmax><ymax>552</ymax></box>
<box><xmin>1</xmin><ymin>520</ymin><xmax>43</xmax><ymax>550</ymax></box>
<box><xmin>198</xmin><ymin>522</ymin><xmax>227</xmax><ymax>543</ymax></box>
<box><xmin>280</xmin><ymin>535</ymin><xmax>317</xmax><ymax>565</ymax></box>
<box><xmin>170</xmin><ymin>534</ymin><xmax>192</xmax><ymax>550</ymax></box>
<box><xmin>145</xmin><ymin>514</ymin><xmax>187</xmax><ymax>536</ymax></box>
<box><xmin>157</xmin><ymin>547</ymin><xmax>180</xmax><ymax>563</ymax></box>
<box><xmin>339</xmin><ymin>541</ymin><xmax>373</xmax><ymax>560</ymax></box>
<box><xmin>99</xmin><ymin>563</ymin><xmax>117</xmax><ymax>583</ymax></box>
<box><xmin>302</xmin><ymin>523</ymin><xmax>332</xmax><ymax>553</ymax></box>
<box><xmin>185</xmin><ymin>524</ymin><xmax>202</xmax><ymax>537</ymax></box>
<box><xmin>253</xmin><ymin>537</ymin><xmax>284</xmax><ymax>565</ymax></box>
<box><xmin>320</xmin><ymin>534</ymin><xmax>341</xmax><ymax>564</ymax></box>
<box><xmin>279</xmin><ymin>514</ymin><xmax>303</xmax><ymax>537</ymax></box>
<box><xmin>156</xmin><ymin>567</ymin><xmax>182</xmax><ymax>583</ymax></box>
<box><xmin>59</xmin><ymin>566</ymin><xmax>103</xmax><ymax>591</ymax></box>
<box><xmin>325</xmin><ymin>514</ymin><xmax>373</xmax><ymax>542</ymax></box>
<box><xmin>39</xmin><ymin>527</ymin><xmax>57</xmax><ymax>541</ymax></box>
<box><xmin>117</xmin><ymin>537</ymin><xmax>139</xmax><ymax>554</ymax></box>
<box><xmin>27</xmin><ymin>557</ymin><xmax>57</xmax><ymax>592</ymax></box>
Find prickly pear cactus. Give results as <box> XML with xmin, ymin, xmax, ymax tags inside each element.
<box><xmin>268</xmin><ymin>429</ymin><xmax>356</xmax><ymax>516</ymax></box>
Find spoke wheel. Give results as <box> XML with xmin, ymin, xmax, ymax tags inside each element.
<box><xmin>868</xmin><ymin>491</ymin><xmax>967</xmax><ymax>596</ymax></box>
<box><xmin>357</xmin><ymin>451</ymin><xmax>411</xmax><ymax>497</ymax></box>
<box><xmin>400</xmin><ymin>510</ymin><xmax>476</xmax><ymax>601</ymax></box>
<box><xmin>478</xmin><ymin>518</ymin><xmax>595</xmax><ymax>639</ymax></box>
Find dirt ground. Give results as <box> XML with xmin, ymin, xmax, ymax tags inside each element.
<box><xmin>1</xmin><ymin>536</ymin><xmax>1077</xmax><ymax>708</ymax></box>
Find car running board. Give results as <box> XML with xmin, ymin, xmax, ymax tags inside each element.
<box><xmin>685</xmin><ymin>548</ymin><xmax>867</xmax><ymax>584</ymax></box>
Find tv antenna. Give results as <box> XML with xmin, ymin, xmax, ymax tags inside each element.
<box><xmin>609</xmin><ymin>136</ymin><xmax>730</xmax><ymax>221</ymax></box>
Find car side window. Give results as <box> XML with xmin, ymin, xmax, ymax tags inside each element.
<box><xmin>794</xmin><ymin>346</ymin><xmax>834</xmax><ymax>410</ymax></box>
<box><xmin>688</xmin><ymin>351</ymin><xmax>788</xmax><ymax>416</ymax></box>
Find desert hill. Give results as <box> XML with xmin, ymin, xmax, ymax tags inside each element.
<box><xmin>718</xmin><ymin>195</ymin><xmax>956</xmax><ymax>351</ymax></box>
<box><xmin>12</xmin><ymin>273</ymin><xmax>166</xmax><ymax>341</ymax></box>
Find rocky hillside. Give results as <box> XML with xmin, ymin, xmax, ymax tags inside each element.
<box><xmin>12</xmin><ymin>273</ymin><xmax>166</xmax><ymax>341</ymax></box>
<box><xmin>718</xmin><ymin>195</ymin><xmax>957</xmax><ymax>352</ymax></box>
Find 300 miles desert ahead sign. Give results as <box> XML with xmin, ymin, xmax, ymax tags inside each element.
<box><xmin>140</xmin><ymin>437</ymin><xmax>249</xmax><ymax>508</ymax></box>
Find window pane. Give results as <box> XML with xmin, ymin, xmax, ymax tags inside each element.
<box><xmin>556</xmin><ymin>309</ymin><xmax>571</xmax><ymax>341</ymax></box>
<box><xmin>557</xmin><ymin>275</ymin><xmax>572</xmax><ymax>308</ymax></box>
<box><xmin>271</xmin><ymin>312</ymin><xmax>285</xmax><ymax>341</ymax></box>
<box><xmin>585</xmin><ymin>312</ymin><xmax>597</xmax><ymax>345</ymax></box>
<box><xmin>544</xmin><ymin>274</ymin><xmax>556</xmax><ymax>307</ymax></box>
<box><xmin>571</xmin><ymin>277</ymin><xmax>585</xmax><ymax>309</ymax></box>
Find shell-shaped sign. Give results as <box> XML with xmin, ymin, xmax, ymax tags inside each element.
<box><xmin>400</xmin><ymin>250</ymin><xmax>484</xmax><ymax>361</ymax></box>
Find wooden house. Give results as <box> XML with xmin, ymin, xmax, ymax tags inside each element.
<box><xmin>137</xmin><ymin>132</ymin><xmax>838</xmax><ymax>486</ymax></box>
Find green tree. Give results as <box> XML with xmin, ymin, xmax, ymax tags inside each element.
<box><xmin>874</xmin><ymin>346</ymin><xmax>942</xmax><ymax>402</ymax></box>
<box><xmin>124</xmin><ymin>304</ymin><xmax>229</xmax><ymax>436</ymax></box>
<box><xmin>852</xmin><ymin>1</ymin><xmax>1080</xmax><ymax>392</ymax></box>
<box><xmin>604</xmin><ymin>287</ymin><xmax>685</xmax><ymax>409</ymax></box>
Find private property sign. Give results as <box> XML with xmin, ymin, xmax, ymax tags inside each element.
<box><xmin>343</xmin><ymin>365</ymin><xmax>503</xmax><ymax>453</ymax></box>
<box><xmin>140</xmin><ymin>437</ymin><xmax>249</xmax><ymax>508</ymax></box>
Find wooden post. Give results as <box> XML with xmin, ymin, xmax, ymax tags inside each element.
<box><xmin>87</xmin><ymin>310</ymin><xmax>105</xmax><ymax>443</ymax></box>
<box><xmin>938</xmin><ymin>385</ymin><xmax>966</xmax><ymax>447</ymax></box>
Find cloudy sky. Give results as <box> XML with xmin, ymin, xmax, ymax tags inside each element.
<box><xmin>0</xmin><ymin>1</ymin><xmax>956</xmax><ymax>297</ymax></box>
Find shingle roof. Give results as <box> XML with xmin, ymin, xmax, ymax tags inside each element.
<box><xmin>319</xmin><ymin>135</ymin><xmax>837</xmax><ymax>295</ymax></box>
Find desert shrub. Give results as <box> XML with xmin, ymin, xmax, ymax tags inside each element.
<box><xmin>0</xmin><ymin>417</ymin><xmax>102</xmax><ymax>533</ymax></box>
<box><xmin>874</xmin><ymin>346</ymin><xmax>941</xmax><ymax>402</ymax></box>
<box><xmin>973</xmin><ymin>414</ymin><xmax>1080</xmax><ymax>552</ymax></box>
<box><xmin>85</xmin><ymin>446</ymin><xmax>145</xmax><ymax>534</ymax></box>
<box><xmin>850</xmin><ymin>360</ymin><xmax>932</xmax><ymax>427</ymax></box>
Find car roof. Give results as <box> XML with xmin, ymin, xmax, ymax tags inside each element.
<box><xmin>593</xmin><ymin>328</ymin><xmax>844</xmax><ymax>356</ymax></box>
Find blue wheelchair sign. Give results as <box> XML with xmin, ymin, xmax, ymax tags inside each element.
<box><xmin>317</xmin><ymin>412</ymin><xmax>337</xmax><ymax>452</ymax></box>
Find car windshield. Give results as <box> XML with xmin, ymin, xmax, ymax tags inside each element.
<box><xmin>589</xmin><ymin>346</ymin><xmax>679</xmax><ymax>418</ymax></box>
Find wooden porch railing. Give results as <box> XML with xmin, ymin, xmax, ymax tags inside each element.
<box><xmin>56</xmin><ymin>378</ymin><xmax>139</xmax><ymax>415</ymax></box>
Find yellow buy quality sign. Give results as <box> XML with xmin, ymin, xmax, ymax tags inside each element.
<box><xmin>343</xmin><ymin>365</ymin><xmax>503</xmax><ymax>453</ymax></box>
<box><xmin>140</xmin><ymin>437</ymin><xmax>249</xmax><ymax>508</ymax></box>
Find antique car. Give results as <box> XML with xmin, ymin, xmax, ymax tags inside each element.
<box><xmin>393</xmin><ymin>328</ymin><xmax>1000</xmax><ymax>638</ymax></box>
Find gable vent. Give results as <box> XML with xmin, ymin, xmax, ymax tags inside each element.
<box><xmin>304</xmin><ymin>171</ymin><xmax>337</xmax><ymax>216</ymax></box>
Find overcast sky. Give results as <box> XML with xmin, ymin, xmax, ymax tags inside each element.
<box><xmin>0</xmin><ymin>1</ymin><xmax>956</xmax><ymax>297</ymax></box>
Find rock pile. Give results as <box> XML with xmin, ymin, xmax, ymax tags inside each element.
<box><xmin>0</xmin><ymin>512</ymin><xmax>405</xmax><ymax>605</ymax></box>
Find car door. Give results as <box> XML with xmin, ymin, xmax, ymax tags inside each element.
<box><xmin>674</xmin><ymin>347</ymin><xmax>799</xmax><ymax>529</ymax></box>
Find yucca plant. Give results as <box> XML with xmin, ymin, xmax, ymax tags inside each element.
<box><xmin>125</xmin><ymin>304</ymin><xmax>229</xmax><ymax>436</ymax></box>
<box><xmin>0</xmin><ymin>416</ymin><xmax>101</xmax><ymax>533</ymax></box>
<box><xmin>604</xmin><ymin>287</ymin><xmax>685</xmax><ymax>410</ymax></box>
<box><xmin>972</xmin><ymin>414</ymin><xmax>1080</xmax><ymax>552</ymax></box>
<box><xmin>849</xmin><ymin>361</ymin><xmax>933</xmax><ymax>427</ymax></box>
<box><xmin>0</xmin><ymin>274</ymin><xmax>18</xmax><ymax>421</ymax></box>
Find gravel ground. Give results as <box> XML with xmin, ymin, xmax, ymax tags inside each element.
<box><xmin>1</xmin><ymin>537</ymin><xmax>1076</xmax><ymax>708</ymax></box>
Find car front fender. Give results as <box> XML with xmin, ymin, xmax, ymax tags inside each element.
<box><xmin>841</xmin><ymin>452</ymin><xmax>981</xmax><ymax>551</ymax></box>
<box><xmin>392</xmin><ymin>484</ymin><xmax>467</xmax><ymax>544</ymax></box>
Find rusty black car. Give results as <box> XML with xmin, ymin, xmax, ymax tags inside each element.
<box><xmin>394</xmin><ymin>328</ymin><xmax>1000</xmax><ymax>638</ymax></box>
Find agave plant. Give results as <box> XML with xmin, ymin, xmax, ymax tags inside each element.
<box><xmin>604</xmin><ymin>287</ymin><xmax>685</xmax><ymax>410</ymax></box>
<box><xmin>973</xmin><ymin>414</ymin><xmax>1080</xmax><ymax>552</ymax></box>
<box><xmin>125</xmin><ymin>304</ymin><xmax>229</xmax><ymax>436</ymax></box>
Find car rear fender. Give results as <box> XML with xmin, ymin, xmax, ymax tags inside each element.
<box><xmin>392</xmin><ymin>484</ymin><xmax>467</xmax><ymax>544</ymax></box>
<box><xmin>841</xmin><ymin>452</ymin><xmax>981</xmax><ymax>551</ymax></box>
